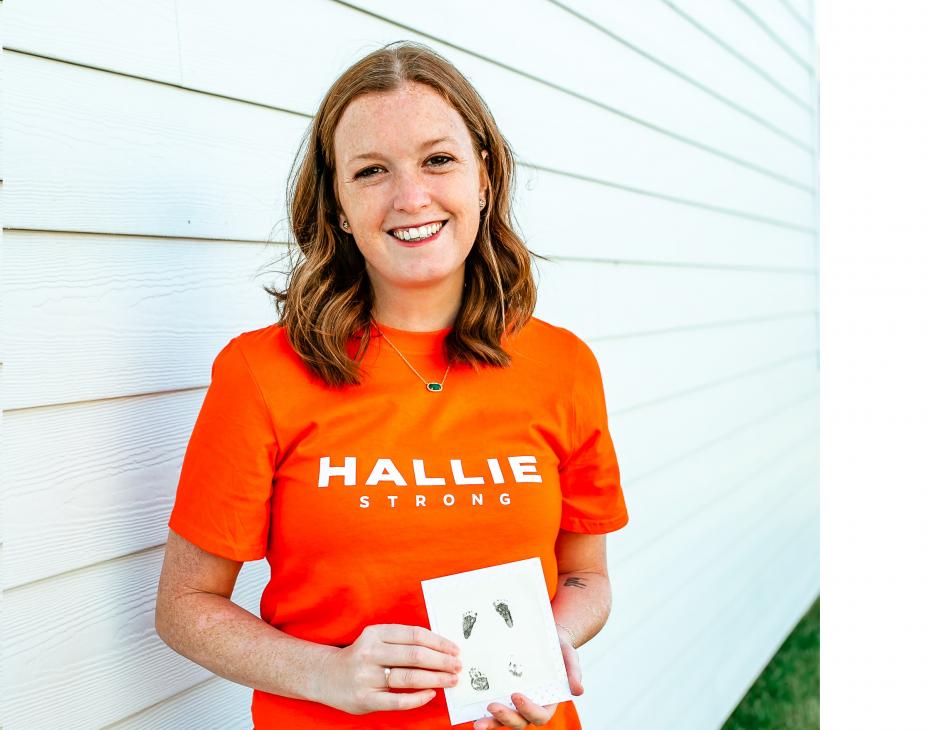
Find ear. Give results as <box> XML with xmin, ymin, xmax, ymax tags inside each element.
<box><xmin>480</xmin><ymin>149</ymin><xmax>490</xmax><ymax>199</ymax></box>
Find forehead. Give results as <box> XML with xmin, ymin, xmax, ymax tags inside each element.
<box><xmin>334</xmin><ymin>83</ymin><xmax>471</xmax><ymax>164</ymax></box>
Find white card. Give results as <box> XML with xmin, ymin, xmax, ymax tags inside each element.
<box><xmin>421</xmin><ymin>557</ymin><xmax>572</xmax><ymax>725</ymax></box>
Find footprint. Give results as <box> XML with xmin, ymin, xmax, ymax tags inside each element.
<box><xmin>493</xmin><ymin>599</ymin><xmax>513</xmax><ymax>627</ymax></box>
<box><xmin>469</xmin><ymin>666</ymin><xmax>490</xmax><ymax>691</ymax></box>
<box><xmin>463</xmin><ymin>610</ymin><xmax>477</xmax><ymax>639</ymax></box>
<box><xmin>507</xmin><ymin>655</ymin><xmax>524</xmax><ymax>677</ymax></box>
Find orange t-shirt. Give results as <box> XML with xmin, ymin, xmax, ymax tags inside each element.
<box><xmin>168</xmin><ymin>316</ymin><xmax>629</xmax><ymax>729</ymax></box>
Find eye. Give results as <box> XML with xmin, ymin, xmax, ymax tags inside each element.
<box><xmin>355</xmin><ymin>165</ymin><xmax>384</xmax><ymax>179</ymax></box>
<box><xmin>354</xmin><ymin>155</ymin><xmax>454</xmax><ymax>180</ymax></box>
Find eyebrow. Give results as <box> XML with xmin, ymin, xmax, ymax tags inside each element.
<box><xmin>349</xmin><ymin>136</ymin><xmax>456</xmax><ymax>164</ymax></box>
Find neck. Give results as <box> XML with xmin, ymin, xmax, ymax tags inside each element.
<box><xmin>370</xmin><ymin>271</ymin><xmax>464</xmax><ymax>331</ymax></box>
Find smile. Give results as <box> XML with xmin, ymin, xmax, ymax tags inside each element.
<box><xmin>389</xmin><ymin>220</ymin><xmax>447</xmax><ymax>245</ymax></box>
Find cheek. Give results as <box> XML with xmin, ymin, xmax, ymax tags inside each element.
<box><xmin>454</xmin><ymin>211</ymin><xmax>481</xmax><ymax>244</ymax></box>
<box><xmin>354</xmin><ymin>237</ymin><xmax>386</xmax><ymax>263</ymax></box>
<box><xmin>339</xmin><ymin>183</ymin><xmax>380</xmax><ymax>220</ymax></box>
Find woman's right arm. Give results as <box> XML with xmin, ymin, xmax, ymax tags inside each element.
<box><xmin>155</xmin><ymin>528</ymin><xmax>334</xmax><ymax>702</ymax></box>
<box><xmin>155</xmin><ymin>529</ymin><xmax>461</xmax><ymax>713</ymax></box>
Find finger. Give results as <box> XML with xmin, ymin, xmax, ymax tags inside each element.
<box><xmin>368</xmin><ymin>688</ymin><xmax>438</xmax><ymax>712</ymax></box>
<box><xmin>561</xmin><ymin>646</ymin><xmax>584</xmax><ymax>695</ymax></box>
<box><xmin>381</xmin><ymin>665</ymin><xmax>460</xmax><ymax>690</ymax></box>
<box><xmin>484</xmin><ymin>703</ymin><xmax>529</xmax><ymax>728</ymax></box>
<box><xmin>511</xmin><ymin>695</ymin><xmax>557</xmax><ymax>724</ymax></box>
<box><xmin>378</xmin><ymin>624</ymin><xmax>461</xmax><ymax>657</ymax></box>
<box><xmin>474</xmin><ymin>718</ymin><xmax>504</xmax><ymax>730</ymax></box>
<box><xmin>377</xmin><ymin>641</ymin><xmax>463</xmax><ymax>674</ymax></box>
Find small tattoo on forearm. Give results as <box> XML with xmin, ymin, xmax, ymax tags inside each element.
<box><xmin>564</xmin><ymin>577</ymin><xmax>588</xmax><ymax>589</ymax></box>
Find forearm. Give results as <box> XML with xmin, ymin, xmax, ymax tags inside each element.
<box><xmin>157</xmin><ymin>592</ymin><xmax>338</xmax><ymax>702</ymax></box>
<box><xmin>550</xmin><ymin>571</ymin><xmax>612</xmax><ymax>648</ymax></box>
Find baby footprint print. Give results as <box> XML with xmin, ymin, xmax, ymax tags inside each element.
<box><xmin>493</xmin><ymin>599</ymin><xmax>513</xmax><ymax>628</ymax></box>
<box><xmin>469</xmin><ymin>666</ymin><xmax>490</xmax><ymax>691</ymax></box>
<box><xmin>462</xmin><ymin>610</ymin><xmax>477</xmax><ymax>639</ymax></box>
<box><xmin>507</xmin><ymin>654</ymin><xmax>524</xmax><ymax>677</ymax></box>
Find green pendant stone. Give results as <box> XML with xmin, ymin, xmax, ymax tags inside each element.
<box><xmin>426</xmin><ymin>382</ymin><xmax>442</xmax><ymax>392</ymax></box>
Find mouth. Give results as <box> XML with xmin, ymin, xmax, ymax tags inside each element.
<box><xmin>387</xmin><ymin>219</ymin><xmax>448</xmax><ymax>246</ymax></box>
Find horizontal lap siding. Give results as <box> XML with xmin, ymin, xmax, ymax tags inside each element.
<box><xmin>1</xmin><ymin>0</ymin><xmax>819</xmax><ymax>727</ymax></box>
<box><xmin>3</xmin><ymin>551</ymin><xmax>269</xmax><ymax>729</ymax></box>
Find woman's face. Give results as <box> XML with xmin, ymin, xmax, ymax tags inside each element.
<box><xmin>333</xmin><ymin>82</ymin><xmax>489</xmax><ymax>302</ymax></box>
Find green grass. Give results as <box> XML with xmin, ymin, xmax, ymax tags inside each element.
<box><xmin>721</xmin><ymin>595</ymin><xmax>820</xmax><ymax>730</ymax></box>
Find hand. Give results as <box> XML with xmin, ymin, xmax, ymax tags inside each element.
<box><xmin>474</xmin><ymin>626</ymin><xmax>584</xmax><ymax>730</ymax></box>
<box><xmin>317</xmin><ymin>623</ymin><xmax>462</xmax><ymax>715</ymax></box>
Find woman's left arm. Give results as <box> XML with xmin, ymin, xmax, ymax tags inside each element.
<box><xmin>475</xmin><ymin>531</ymin><xmax>611</xmax><ymax>730</ymax></box>
<box><xmin>551</xmin><ymin>529</ymin><xmax>612</xmax><ymax>652</ymax></box>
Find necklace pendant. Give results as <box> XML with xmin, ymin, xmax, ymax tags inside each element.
<box><xmin>426</xmin><ymin>382</ymin><xmax>443</xmax><ymax>392</ymax></box>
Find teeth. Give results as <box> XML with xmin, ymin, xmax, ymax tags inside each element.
<box><xmin>391</xmin><ymin>221</ymin><xmax>443</xmax><ymax>241</ymax></box>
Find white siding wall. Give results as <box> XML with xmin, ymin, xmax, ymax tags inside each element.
<box><xmin>1</xmin><ymin>0</ymin><xmax>819</xmax><ymax>727</ymax></box>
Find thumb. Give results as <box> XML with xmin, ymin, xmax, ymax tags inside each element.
<box><xmin>563</xmin><ymin>648</ymin><xmax>584</xmax><ymax>695</ymax></box>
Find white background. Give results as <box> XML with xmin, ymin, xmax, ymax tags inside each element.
<box><xmin>821</xmin><ymin>0</ymin><xmax>928</xmax><ymax>727</ymax></box>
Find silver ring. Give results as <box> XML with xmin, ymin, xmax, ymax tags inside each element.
<box><xmin>384</xmin><ymin>666</ymin><xmax>392</xmax><ymax>688</ymax></box>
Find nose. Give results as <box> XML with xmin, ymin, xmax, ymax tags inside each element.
<box><xmin>392</xmin><ymin>168</ymin><xmax>431</xmax><ymax>213</ymax></box>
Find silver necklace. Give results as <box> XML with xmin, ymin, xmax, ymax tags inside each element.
<box><xmin>372</xmin><ymin>320</ymin><xmax>450</xmax><ymax>392</ymax></box>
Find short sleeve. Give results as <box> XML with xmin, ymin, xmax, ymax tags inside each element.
<box><xmin>168</xmin><ymin>337</ymin><xmax>278</xmax><ymax>561</ymax></box>
<box><xmin>558</xmin><ymin>336</ymin><xmax>630</xmax><ymax>534</ymax></box>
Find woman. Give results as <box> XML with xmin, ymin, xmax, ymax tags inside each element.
<box><xmin>156</xmin><ymin>40</ymin><xmax>629</xmax><ymax>730</ymax></box>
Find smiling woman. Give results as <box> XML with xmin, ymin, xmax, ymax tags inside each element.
<box><xmin>332</xmin><ymin>83</ymin><xmax>488</xmax><ymax>305</ymax></box>
<box><xmin>266</xmin><ymin>41</ymin><xmax>546</xmax><ymax>389</ymax></box>
<box><xmin>156</xmin><ymin>40</ymin><xmax>629</xmax><ymax>730</ymax></box>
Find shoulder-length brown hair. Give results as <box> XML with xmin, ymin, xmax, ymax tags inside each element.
<box><xmin>265</xmin><ymin>40</ymin><xmax>546</xmax><ymax>388</ymax></box>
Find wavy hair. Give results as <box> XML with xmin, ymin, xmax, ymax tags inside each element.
<box><xmin>265</xmin><ymin>40</ymin><xmax>546</xmax><ymax>388</ymax></box>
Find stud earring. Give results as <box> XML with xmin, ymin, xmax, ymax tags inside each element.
<box><xmin>342</xmin><ymin>221</ymin><xmax>350</xmax><ymax>230</ymax></box>
<box><xmin>479</xmin><ymin>199</ymin><xmax>486</xmax><ymax>208</ymax></box>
